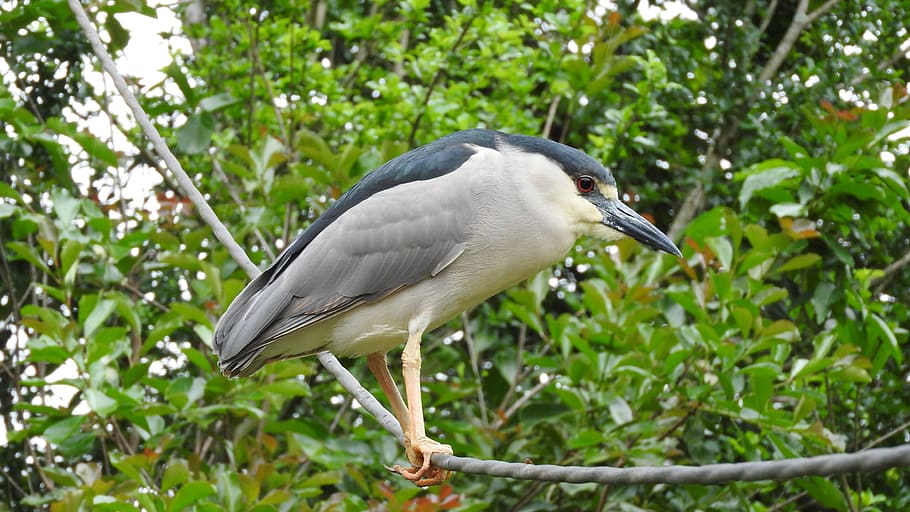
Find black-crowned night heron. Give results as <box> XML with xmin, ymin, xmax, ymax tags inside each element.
<box><xmin>214</xmin><ymin>129</ymin><xmax>681</xmax><ymax>486</ymax></box>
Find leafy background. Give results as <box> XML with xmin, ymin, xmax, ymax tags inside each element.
<box><xmin>2</xmin><ymin>0</ymin><xmax>909</xmax><ymax>510</ymax></box>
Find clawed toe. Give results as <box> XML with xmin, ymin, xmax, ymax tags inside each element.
<box><xmin>392</xmin><ymin>437</ymin><xmax>453</xmax><ymax>487</ymax></box>
<box><xmin>390</xmin><ymin>462</ymin><xmax>450</xmax><ymax>487</ymax></box>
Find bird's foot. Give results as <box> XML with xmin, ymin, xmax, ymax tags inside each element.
<box><xmin>390</xmin><ymin>437</ymin><xmax>453</xmax><ymax>487</ymax></box>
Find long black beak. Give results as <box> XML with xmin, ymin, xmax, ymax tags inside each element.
<box><xmin>599</xmin><ymin>198</ymin><xmax>682</xmax><ymax>257</ymax></box>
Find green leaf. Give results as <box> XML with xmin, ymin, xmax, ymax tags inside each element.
<box><xmin>739</xmin><ymin>361</ymin><xmax>780</xmax><ymax>379</ymax></box>
<box><xmin>789</xmin><ymin>357</ymin><xmax>834</xmax><ymax>382</ymax></box>
<box><xmin>779</xmin><ymin>135</ymin><xmax>809</xmax><ymax>158</ymax></box>
<box><xmin>259</xmin><ymin>379</ymin><xmax>311</xmax><ymax>397</ymax></box>
<box><xmin>774</xmin><ymin>253</ymin><xmax>821</xmax><ymax>274</ymax></box>
<box><xmin>0</xmin><ymin>203</ymin><xmax>19</xmax><ymax>219</ymax></box>
<box><xmin>162</xmin><ymin>460</ymin><xmax>191</xmax><ymax>492</ymax></box>
<box><xmin>737</xmin><ymin>160</ymin><xmax>801</xmax><ymax>207</ymax></box>
<box><xmin>811</xmin><ymin>283</ymin><xmax>837</xmax><ymax>323</ymax></box>
<box><xmin>182</xmin><ymin>347</ymin><xmax>213</xmax><ymax>372</ymax></box>
<box><xmin>83</xmin><ymin>298</ymin><xmax>117</xmax><ymax>338</ymax></box>
<box><xmin>44</xmin><ymin>416</ymin><xmax>84</xmax><ymax>445</ymax></box>
<box><xmin>796</xmin><ymin>476</ymin><xmax>848</xmax><ymax>511</ymax></box>
<box><xmin>0</xmin><ymin>181</ymin><xmax>25</xmax><ymax>204</ymax></box>
<box><xmin>270</xmin><ymin>174</ymin><xmax>311</xmax><ymax>204</ymax></box>
<box><xmin>753</xmin><ymin>286</ymin><xmax>788</xmax><ymax>307</ymax></box>
<box><xmin>169</xmin><ymin>481</ymin><xmax>216</xmax><ymax>512</ymax></box>
<box><xmin>199</xmin><ymin>93</ymin><xmax>240</xmax><ymax>112</ymax></box>
<box><xmin>705</xmin><ymin>236</ymin><xmax>733</xmax><ymax>269</ymax></box>
<box><xmin>869</xmin><ymin>313</ymin><xmax>901</xmax><ymax>365</ymax></box>
<box><xmin>769</xmin><ymin>202</ymin><xmax>807</xmax><ymax>218</ymax></box>
<box><xmin>7</xmin><ymin>241</ymin><xmax>52</xmax><ymax>275</ymax></box>
<box><xmin>608</xmin><ymin>396</ymin><xmax>633</xmax><ymax>425</ymax></box>
<box><xmin>176</xmin><ymin>112</ymin><xmax>215</xmax><ymax>154</ymax></box>
<box><xmin>104</xmin><ymin>13</ymin><xmax>130</xmax><ymax>52</ymax></box>
<box><xmin>60</xmin><ymin>239</ymin><xmax>83</xmax><ymax>288</ymax></box>
<box><xmin>47</xmin><ymin>118</ymin><xmax>118</xmax><ymax>167</ymax></box>
<box><xmin>567</xmin><ymin>429</ymin><xmax>604</xmax><ymax>449</ymax></box>
<box><xmin>297</xmin><ymin>129</ymin><xmax>334</xmax><ymax>168</ymax></box>
<box><xmin>85</xmin><ymin>389</ymin><xmax>119</xmax><ymax>418</ymax></box>
<box><xmin>871</xmin><ymin>167</ymin><xmax>909</xmax><ymax>199</ymax></box>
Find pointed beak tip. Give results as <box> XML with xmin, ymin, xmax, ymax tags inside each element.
<box><xmin>602</xmin><ymin>200</ymin><xmax>681</xmax><ymax>258</ymax></box>
<box><xmin>648</xmin><ymin>238</ymin><xmax>682</xmax><ymax>259</ymax></box>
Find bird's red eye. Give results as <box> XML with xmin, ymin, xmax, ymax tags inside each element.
<box><xmin>576</xmin><ymin>175</ymin><xmax>596</xmax><ymax>193</ymax></box>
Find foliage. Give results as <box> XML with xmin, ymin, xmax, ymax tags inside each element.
<box><xmin>2</xmin><ymin>0</ymin><xmax>909</xmax><ymax>510</ymax></box>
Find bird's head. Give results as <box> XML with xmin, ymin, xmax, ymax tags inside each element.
<box><xmin>504</xmin><ymin>133</ymin><xmax>682</xmax><ymax>258</ymax></box>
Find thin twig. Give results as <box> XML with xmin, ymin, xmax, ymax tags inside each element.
<box><xmin>757</xmin><ymin>0</ymin><xmax>779</xmax><ymax>35</ymax></box>
<box><xmin>850</xmin><ymin>40</ymin><xmax>910</xmax><ymax>87</ymax></box>
<box><xmin>805</xmin><ymin>0</ymin><xmax>840</xmax><ymax>24</ymax></box>
<box><xmin>863</xmin><ymin>418</ymin><xmax>910</xmax><ymax>451</ymax></box>
<box><xmin>120</xmin><ymin>281</ymin><xmax>168</xmax><ymax>312</ymax></box>
<box><xmin>211</xmin><ymin>159</ymin><xmax>276</xmax><ymax>260</ymax></box>
<box><xmin>496</xmin><ymin>324</ymin><xmax>527</xmax><ymax>415</ymax></box>
<box><xmin>243</xmin><ymin>18</ymin><xmax>289</xmax><ymax>144</ymax></box>
<box><xmin>407</xmin><ymin>11</ymin><xmax>478</xmax><ymax>146</ymax></box>
<box><xmin>461</xmin><ymin>312</ymin><xmax>489</xmax><ymax>426</ymax></box>
<box><xmin>491</xmin><ymin>377</ymin><xmax>551</xmax><ymax>430</ymax></box>
<box><xmin>329</xmin><ymin>394</ymin><xmax>354</xmax><ymax>433</ymax></box>
<box><xmin>768</xmin><ymin>491</ymin><xmax>808</xmax><ymax>511</ymax></box>
<box><xmin>871</xmin><ymin>247</ymin><xmax>910</xmax><ymax>295</ymax></box>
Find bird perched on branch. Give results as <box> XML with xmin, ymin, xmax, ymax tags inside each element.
<box><xmin>213</xmin><ymin>129</ymin><xmax>681</xmax><ymax>486</ymax></box>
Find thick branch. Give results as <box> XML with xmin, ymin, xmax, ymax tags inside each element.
<box><xmin>430</xmin><ymin>444</ymin><xmax>910</xmax><ymax>485</ymax></box>
<box><xmin>758</xmin><ymin>0</ymin><xmax>809</xmax><ymax>83</ymax></box>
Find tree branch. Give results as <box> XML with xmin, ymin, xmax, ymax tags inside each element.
<box><xmin>758</xmin><ymin>0</ymin><xmax>810</xmax><ymax>83</ymax></box>
<box><xmin>407</xmin><ymin>11</ymin><xmax>477</xmax><ymax>146</ymax></box>
<box><xmin>872</xmin><ymin>247</ymin><xmax>910</xmax><ymax>295</ymax></box>
<box><xmin>669</xmin><ymin>0</ymin><xmax>841</xmax><ymax>239</ymax></box>
<box><xmin>69</xmin><ymin>0</ymin><xmax>403</xmax><ymax>445</ymax></box>
<box><xmin>430</xmin><ymin>444</ymin><xmax>910</xmax><ymax>485</ymax></box>
<box><xmin>850</xmin><ymin>40</ymin><xmax>910</xmax><ymax>87</ymax></box>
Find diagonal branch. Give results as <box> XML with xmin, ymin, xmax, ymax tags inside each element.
<box><xmin>407</xmin><ymin>11</ymin><xmax>478</xmax><ymax>146</ymax></box>
<box><xmin>850</xmin><ymin>39</ymin><xmax>910</xmax><ymax>87</ymax></box>
<box><xmin>871</xmin><ymin>247</ymin><xmax>910</xmax><ymax>295</ymax></box>
<box><xmin>68</xmin><ymin>0</ymin><xmax>403</xmax><ymax>444</ymax></box>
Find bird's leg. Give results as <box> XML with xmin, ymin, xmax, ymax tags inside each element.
<box><xmin>394</xmin><ymin>326</ymin><xmax>453</xmax><ymax>486</ymax></box>
<box><xmin>366</xmin><ymin>352</ymin><xmax>410</xmax><ymax>450</ymax></box>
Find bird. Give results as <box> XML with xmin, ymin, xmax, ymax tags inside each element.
<box><xmin>213</xmin><ymin>129</ymin><xmax>681</xmax><ymax>486</ymax></box>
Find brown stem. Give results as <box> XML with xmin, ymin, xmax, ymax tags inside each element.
<box><xmin>871</xmin><ymin>247</ymin><xmax>910</xmax><ymax>295</ymax></box>
<box><xmin>462</xmin><ymin>312</ymin><xmax>489</xmax><ymax>426</ymax></box>
<box><xmin>542</xmin><ymin>96</ymin><xmax>562</xmax><ymax>139</ymax></box>
<box><xmin>408</xmin><ymin>12</ymin><xmax>478</xmax><ymax>146</ymax></box>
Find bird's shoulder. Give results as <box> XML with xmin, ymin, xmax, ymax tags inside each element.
<box><xmin>265</xmin><ymin>129</ymin><xmax>501</xmax><ymax>283</ymax></box>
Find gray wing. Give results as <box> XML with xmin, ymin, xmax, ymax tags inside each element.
<box><xmin>215</xmin><ymin>170</ymin><xmax>480</xmax><ymax>375</ymax></box>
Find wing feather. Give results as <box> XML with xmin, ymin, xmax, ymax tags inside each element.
<box><xmin>214</xmin><ymin>151</ymin><xmax>490</xmax><ymax>375</ymax></box>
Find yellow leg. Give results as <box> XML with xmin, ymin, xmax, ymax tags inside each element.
<box><xmin>366</xmin><ymin>352</ymin><xmax>410</xmax><ymax>443</ymax></box>
<box><xmin>396</xmin><ymin>325</ymin><xmax>453</xmax><ymax>486</ymax></box>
